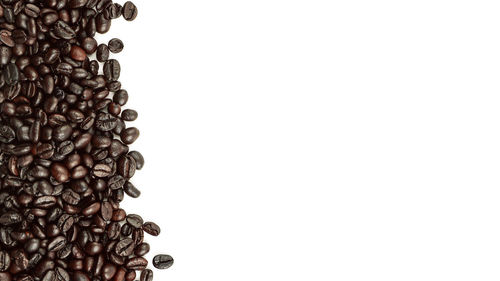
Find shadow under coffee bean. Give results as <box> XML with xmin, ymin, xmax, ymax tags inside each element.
<box><xmin>0</xmin><ymin>1</ymin><xmax>173</xmax><ymax>281</ymax></box>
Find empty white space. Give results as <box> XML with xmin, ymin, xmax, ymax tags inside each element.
<box><xmin>105</xmin><ymin>1</ymin><xmax>500</xmax><ymax>280</ymax></box>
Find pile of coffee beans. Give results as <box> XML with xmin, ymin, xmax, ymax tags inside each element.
<box><xmin>0</xmin><ymin>1</ymin><xmax>173</xmax><ymax>281</ymax></box>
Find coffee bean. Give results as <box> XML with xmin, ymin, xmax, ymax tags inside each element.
<box><xmin>95</xmin><ymin>113</ymin><xmax>118</xmax><ymax>132</ymax></box>
<box><xmin>54</xmin><ymin>21</ymin><xmax>76</xmax><ymax>39</ymax></box>
<box><xmin>0</xmin><ymin>251</ymin><xmax>11</xmax><ymax>271</ymax></box>
<box><xmin>103</xmin><ymin>59</ymin><xmax>120</xmax><ymax>81</ymax></box>
<box><xmin>93</xmin><ymin>163</ymin><xmax>112</xmax><ymax>178</ymax></box>
<box><xmin>120</xmin><ymin>127</ymin><xmax>139</xmax><ymax>144</ymax></box>
<box><xmin>0</xmin><ymin>125</ymin><xmax>15</xmax><ymax>143</ymax></box>
<box><xmin>143</xmin><ymin>222</ymin><xmax>161</xmax><ymax>236</ymax></box>
<box><xmin>96</xmin><ymin>44</ymin><xmax>109</xmax><ymax>62</ymax></box>
<box><xmin>122</xmin><ymin>1</ymin><xmax>138</xmax><ymax>21</ymax></box>
<box><xmin>121</xmin><ymin>109</ymin><xmax>137</xmax><ymax>121</ymax></box>
<box><xmin>0</xmin><ymin>211</ymin><xmax>22</xmax><ymax>225</ymax></box>
<box><xmin>108</xmin><ymin>38</ymin><xmax>123</xmax><ymax>53</ymax></box>
<box><xmin>140</xmin><ymin>269</ymin><xmax>153</xmax><ymax>281</ymax></box>
<box><xmin>134</xmin><ymin>243</ymin><xmax>150</xmax><ymax>256</ymax></box>
<box><xmin>47</xmin><ymin>236</ymin><xmax>67</xmax><ymax>252</ymax></box>
<box><xmin>125</xmin><ymin>257</ymin><xmax>147</xmax><ymax>270</ymax></box>
<box><xmin>152</xmin><ymin>254</ymin><xmax>174</xmax><ymax>270</ymax></box>
<box><xmin>115</xmin><ymin>238</ymin><xmax>135</xmax><ymax>257</ymax></box>
<box><xmin>126</xmin><ymin>214</ymin><xmax>143</xmax><ymax>228</ymax></box>
<box><xmin>118</xmin><ymin>155</ymin><xmax>136</xmax><ymax>178</ymax></box>
<box><xmin>51</xmin><ymin>163</ymin><xmax>70</xmax><ymax>183</ymax></box>
<box><xmin>4</xmin><ymin>63</ymin><xmax>19</xmax><ymax>85</ymax></box>
<box><xmin>123</xmin><ymin>181</ymin><xmax>141</xmax><ymax>198</ymax></box>
<box><xmin>70</xmin><ymin>45</ymin><xmax>87</xmax><ymax>61</ymax></box>
<box><xmin>85</xmin><ymin>242</ymin><xmax>104</xmax><ymax>256</ymax></box>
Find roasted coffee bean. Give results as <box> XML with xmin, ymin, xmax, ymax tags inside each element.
<box><xmin>126</xmin><ymin>214</ymin><xmax>143</xmax><ymax>228</ymax></box>
<box><xmin>121</xmin><ymin>109</ymin><xmax>137</xmax><ymax>121</ymax></box>
<box><xmin>70</xmin><ymin>45</ymin><xmax>87</xmax><ymax>61</ymax></box>
<box><xmin>96</xmin><ymin>44</ymin><xmax>109</xmax><ymax>62</ymax></box>
<box><xmin>54</xmin><ymin>21</ymin><xmax>76</xmax><ymax>39</ymax></box>
<box><xmin>152</xmin><ymin>254</ymin><xmax>174</xmax><ymax>270</ymax></box>
<box><xmin>103</xmin><ymin>59</ymin><xmax>120</xmax><ymax>81</ymax></box>
<box><xmin>113</xmin><ymin>90</ymin><xmax>128</xmax><ymax>105</ymax></box>
<box><xmin>92</xmin><ymin>163</ymin><xmax>112</xmax><ymax>178</ymax></box>
<box><xmin>122</xmin><ymin>2</ymin><xmax>138</xmax><ymax>21</ymax></box>
<box><xmin>108</xmin><ymin>38</ymin><xmax>123</xmax><ymax>53</ymax></box>
<box><xmin>4</xmin><ymin>63</ymin><xmax>19</xmax><ymax>85</ymax></box>
<box><xmin>0</xmin><ymin>211</ymin><xmax>22</xmax><ymax>225</ymax></box>
<box><xmin>120</xmin><ymin>127</ymin><xmax>139</xmax><ymax>144</ymax></box>
<box><xmin>118</xmin><ymin>155</ymin><xmax>136</xmax><ymax>178</ymax></box>
<box><xmin>115</xmin><ymin>238</ymin><xmax>135</xmax><ymax>257</ymax></box>
<box><xmin>123</xmin><ymin>181</ymin><xmax>140</xmax><ymax>198</ymax></box>
<box><xmin>95</xmin><ymin>113</ymin><xmax>118</xmax><ymax>131</ymax></box>
<box><xmin>0</xmin><ymin>125</ymin><xmax>16</xmax><ymax>143</ymax></box>
<box><xmin>140</xmin><ymin>269</ymin><xmax>153</xmax><ymax>281</ymax></box>
<box><xmin>47</xmin><ymin>236</ymin><xmax>67</xmax><ymax>252</ymax></box>
<box><xmin>125</xmin><ymin>257</ymin><xmax>147</xmax><ymax>270</ymax></box>
<box><xmin>85</xmin><ymin>242</ymin><xmax>103</xmax><ymax>256</ymax></box>
<box><xmin>128</xmin><ymin>151</ymin><xmax>144</xmax><ymax>170</ymax></box>
<box><xmin>134</xmin><ymin>243</ymin><xmax>150</xmax><ymax>256</ymax></box>
<box><xmin>0</xmin><ymin>251</ymin><xmax>11</xmax><ymax>271</ymax></box>
<box><xmin>142</xmin><ymin>222</ymin><xmax>161</xmax><ymax>236</ymax></box>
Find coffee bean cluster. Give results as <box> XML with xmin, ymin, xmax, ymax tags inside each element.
<box><xmin>0</xmin><ymin>1</ymin><xmax>173</xmax><ymax>281</ymax></box>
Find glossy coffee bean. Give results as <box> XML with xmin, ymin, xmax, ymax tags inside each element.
<box><xmin>152</xmin><ymin>254</ymin><xmax>174</xmax><ymax>270</ymax></box>
<box><xmin>108</xmin><ymin>38</ymin><xmax>123</xmax><ymax>53</ymax></box>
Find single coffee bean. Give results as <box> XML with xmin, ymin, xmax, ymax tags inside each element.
<box><xmin>70</xmin><ymin>45</ymin><xmax>87</xmax><ymax>61</ymax></box>
<box><xmin>152</xmin><ymin>254</ymin><xmax>174</xmax><ymax>270</ymax></box>
<box><xmin>126</xmin><ymin>214</ymin><xmax>143</xmax><ymax>228</ymax></box>
<box><xmin>96</xmin><ymin>44</ymin><xmax>109</xmax><ymax>62</ymax></box>
<box><xmin>123</xmin><ymin>181</ymin><xmax>141</xmax><ymax>198</ymax></box>
<box><xmin>125</xmin><ymin>257</ymin><xmax>147</xmax><ymax>270</ymax></box>
<box><xmin>103</xmin><ymin>59</ymin><xmax>120</xmax><ymax>81</ymax></box>
<box><xmin>143</xmin><ymin>222</ymin><xmax>161</xmax><ymax>236</ymax></box>
<box><xmin>134</xmin><ymin>243</ymin><xmax>150</xmax><ymax>256</ymax></box>
<box><xmin>121</xmin><ymin>109</ymin><xmax>137</xmax><ymax>121</ymax></box>
<box><xmin>122</xmin><ymin>1</ymin><xmax>138</xmax><ymax>21</ymax></box>
<box><xmin>120</xmin><ymin>127</ymin><xmax>139</xmax><ymax>144</ymax></box>
<box><xmin>115</xmin><ymin>238</ymin><xmax>135</xmax><ymax>257</ymax></box>
<box><xmin>140</xmin><ymin>269</ymin><xmax>153</xmax><ymax>281</ymax></box>
<box><xmin>0</xmin><ymin>251</ymin><xmax>11</xmax><ymax>271</ymax></box>
<box><xmin>108</xmin><ymin>38</ymin><xmax>123</xmax><ymax>53</ymax></box>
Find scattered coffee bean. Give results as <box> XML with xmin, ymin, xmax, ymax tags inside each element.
<box><xmin>152</xmin><ymin>255</ymin><xmax>174</xmax><ymax>270</ymax></box>
<box><xmin>108</xmin><ymin>38</ymin><xmax>124</xmax><ymax>53</ymax></box>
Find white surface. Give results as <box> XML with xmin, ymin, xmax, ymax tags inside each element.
<box><xmin>107</xmin><ymin>1</ymin><xmax>500</xmax><ymax>280</ymax></box>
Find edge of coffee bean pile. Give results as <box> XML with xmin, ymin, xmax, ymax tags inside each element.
<box><xmin>0</xmin><ymin>1</ymin><xmax>173</xmax><ymax>281</ymax></box>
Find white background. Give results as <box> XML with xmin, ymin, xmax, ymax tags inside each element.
<box><xmin>103</xmin><ymin>1</ymin><xmax>500</xmax><ymax>280</ymax></box>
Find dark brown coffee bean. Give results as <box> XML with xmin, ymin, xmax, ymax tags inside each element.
<box><xmin>54</xmin><ymin>21</ymin><xmax>76</xmax><ymax>39</ymax></box>
<box><xmin>125</xmin><ymin>257</ymin><xmax>147</xmax><ymax>270</ymax></box>
<box><xmin>51</xmin><ymin>163</ymin><xmax>70</xmax><ymax>183</ymax></box>
<box><xmin>115</xmin><ymin>238</ymin><xmax>134</xmax><ymax>257</ymax></box>
<box><xmin>140</xmin><ymin>269</ymin><xmax>153</xmax><ymax>281</ymax></box>
<box><xmin>92</xmin><ymin>163</ymin><xmax>112</xmax><ymax>178</ymax></box>
<box><xmin>121</xmin><ymin>109</ymin><xmax>137</xmax><ymax>121</ymax></box>
<box><xmin>123</xmin><ymin>181</ymin><xmax>140</xmax><ymax>198</ymax></box>
<box><xmin>143</xmin><ymin>222</ymin><xmax>161</xmax><ymax>236</ymax></box>
<box><xmin>152</xmin><ymin>254</ymin><xmax>174</xmax><ymax>270</ymax></box>
<box><xmin>108</xmin><ymin>38</ymin><xmax>123</xmax><ymax>53</ymax></box>
<box><xmin>70</xmin><ymin>45</ymin><xmax>87</xmax><ymax>61</ymax></box>
<box><xmin>47</xmin><ymin>236</ymin><xmax>67</xmax><ymax>252</ymax></box>
<box><xmin>120</xmin><ymin>127</ymin><xmax>139</xmax><ymax>144</ymax></box>
<box><xmin>0</xmin><ymin>251</ymin><xmax>11</xmax><ymax>271</ymax></box>
<box><xmin>122</xmin><ymin>1</ymin><xmax>138</xmax><ymax>21</ymax></box>
<box><xmin>103</xmin><ymin>59</ymin><xmax>120</xmax><ymax>81</ymax></box>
